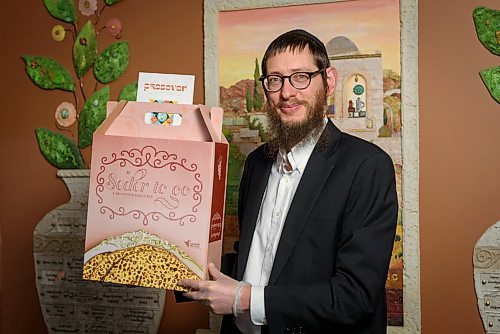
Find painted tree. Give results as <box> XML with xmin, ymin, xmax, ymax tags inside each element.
<box><xmin>246</xmin><ymin>88</ymin><xmax>253</xmax><ymax>113</ymax></box>
<box><xmin>253</xmin><ymin>58</ymin><xmax>263</xmax><ymax>112</ymax></box>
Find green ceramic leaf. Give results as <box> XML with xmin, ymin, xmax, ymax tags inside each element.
<box><xmin>480</xmin><ymin>66</ymin><xmax>500</xmax><ymax>103</ymax></box>
<box><xmin>104</xmin><ymin>0</ymin><xmax>122</xmax><ymax>5</ymax></box>
<box><xmin>78</xmin><ymin>86</ymin><xmax>110</xmax><ymax>148</ymax></box>
<box><xmin>21</xmin><ymin>55</ymin><xmax>75</xmax><ymax>91</ymax></box>
<box><xmin>43</xmin><ymin>0</ymin><xmax>77</xmax><ymax>23</ymax></box>
<box><xmin>93</xmin><ymin>41</ymin><xmax>129</xmax><ymax>83</ymax></box>
<box><xmin>118</xmin><ymin>82</ymin><xmax>138</xmax><ymax>101</ymax></box>
<box><xmin>36</xmin><ymin>128</ymin><xmax>85</xmax><ymax>169</ymax></box>
<box><xmin>73</xmin><ymin>21</ymin><xmax>98</xmax><ymax>78</ymax></box>
<box><xmin>473</xmin><ymin>6</ymin><xmax>500</xmax><ymax>56</ymax></box>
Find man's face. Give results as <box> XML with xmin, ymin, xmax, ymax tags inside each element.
<box><xmin>264</xmin><ymin>47</ymin><xmax>336</xmax><ymax>150</ymax></box>
<box><xmin>265</xmin><ymin>47</ymin><xmax>329</xmax><ymax>125</ymax></box>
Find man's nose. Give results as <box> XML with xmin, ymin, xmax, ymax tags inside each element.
<box><xmin>280</xmin><ymin>79</ymin><xmax>297</xmax><ymax>100</ymax></box>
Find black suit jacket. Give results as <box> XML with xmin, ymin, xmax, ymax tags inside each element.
<box><xmin>221</xmin><ymin>121</ymin><xmax>398</xmax><ymax>334</ymax></box>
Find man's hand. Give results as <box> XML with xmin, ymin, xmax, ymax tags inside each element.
<box><xmin>177</xmin><ymin>263</ymin><xmax>250</xmax><ymax>315</ymax></box>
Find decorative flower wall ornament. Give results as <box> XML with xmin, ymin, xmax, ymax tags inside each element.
<box><xmin>22</xmin><ymin>0</ymin><xmax>138</xmax><ymax>170</ymax></box>
<box><xmin>51</xmin><ymin>25</ymin><xmax>66</xmax><ymax>42</ymax></box>
<box><xmin>55</xmin><ymin>102</ymin><xmax>77</xmax><ymax>127</ymax></box>
<box><xmin>105</xmin><ymin>18</ymin><xmax>122</xmax><ymax>38</ymax></box>
<box><xmin>79</xmin><ymin>0</ymin><xmax>98</xmax><ymax>17</ymax></box>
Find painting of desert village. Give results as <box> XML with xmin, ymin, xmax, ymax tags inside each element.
<box><xmin>217</xmin><ymin>0</ymin><xmax>403</xmax><ymax>326</ymax></box>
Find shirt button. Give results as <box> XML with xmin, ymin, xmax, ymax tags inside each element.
<box><xmin>267</xmin><ymin>246</ymin><xmax>272</xmax><ymax>252</ymax></box>
<box><xmin>275</xmin><ymin>211</ymin><xmax>281</xmax><ymax>217</ymax></box>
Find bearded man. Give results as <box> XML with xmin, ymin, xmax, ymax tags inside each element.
<box><xmin>178</xmin><ymin>29</ymin><xmax>398</xmax><ymax>334</ymax></box>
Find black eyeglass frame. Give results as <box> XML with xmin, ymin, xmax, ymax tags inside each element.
<box><xmin>259</xmin><ymin>68</ymin><xmax>327</xmax><ymax>92</ymax></box>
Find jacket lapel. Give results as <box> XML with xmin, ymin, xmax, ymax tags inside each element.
<box><xmin>268</xmin><ymin>121</ymin><xmax>340</xmax><ymax>284</ymax></box>
<box><xmin>236</xmin><ymin>153</ymin><xmax>273</xmax><ymax>280</ymax></box>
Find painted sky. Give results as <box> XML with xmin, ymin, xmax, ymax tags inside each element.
<box><xmin>218</xmin><ymin>0</ymin><xmax>400</xmax><ymax>88</ymax></box>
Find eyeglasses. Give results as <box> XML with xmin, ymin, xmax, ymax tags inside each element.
<box><xmin>259</xmin><ymin>68</ymin><xmax>326</xmax><ymax>92</ymax></box>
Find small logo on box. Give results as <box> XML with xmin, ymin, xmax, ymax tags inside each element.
<box><xmin>209</xmin><ymin>212</ymin><xmax>222</xmax><ymax>242</ymax></box>
<box><xmin>184</xmin><ymin>240</ymin><xmax>201</xmax><ymax>249</ymax></box>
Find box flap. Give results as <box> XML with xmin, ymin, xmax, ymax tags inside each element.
<box><xmin>100</xmin><ymin>101</ymin><xmax>214</xmax><ymax>142</ymax></box>
<box><xmin>209</xmin><ymin>106</ymin><xmax>224</xmax><ymax>141</ymax></box>
<box><xmin>198</xmin><ymin>105</ymin><xmax>226</xmax><ymax>143</ymax></box>
<box><xmin>106</xmin><ymin>101</ymin><xmax>119</xmax><ymax>116</ymax></box>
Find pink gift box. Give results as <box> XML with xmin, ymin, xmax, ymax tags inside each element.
<box><xmin>83</xmin><ymin>101</ymin><xmax>228</xmax><ymax>291</ymax></box>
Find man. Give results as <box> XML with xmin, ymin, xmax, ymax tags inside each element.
<box><xmin>178</xmin><ymin>29</ymin><xmax>398</xmax><ymax>334</ymax></box>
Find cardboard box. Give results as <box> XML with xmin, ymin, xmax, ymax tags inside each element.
<box><xmin>83</xmin><ymin>101</ymin><xmax>228</xmax><ymax>291</ymax></box>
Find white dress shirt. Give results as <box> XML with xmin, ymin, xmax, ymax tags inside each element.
<box><xmin>236</xmin><ymin>120</ymin><xmax>326</xmax><ymax>334</ymax></box>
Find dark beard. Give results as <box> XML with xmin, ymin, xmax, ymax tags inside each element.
<box><xmin>266</xmin><ymin>89</ymin><xmax>327</xmax><ymax>155</ymax></box>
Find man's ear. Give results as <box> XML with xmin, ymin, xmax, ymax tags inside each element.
<box><xmin>263</xmin><ymin>88</ymin><xmax>269</xmax><ymax>101</ymax></box>
<box><xmin>325</xmin><ymin>67</ymin><xmax>337</xmax><ymax>96</ymax></box>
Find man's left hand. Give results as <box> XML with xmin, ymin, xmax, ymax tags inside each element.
<box><xmin>177</xmin><ymin>262</ymin><xmax>243</xmax><ymax>315</ymax></box>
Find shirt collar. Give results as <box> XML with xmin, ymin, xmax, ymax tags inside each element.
<box><xmin>276</xmin><ymin>118</ymin><xmax>327</xmax><ymax>174</ymax></box>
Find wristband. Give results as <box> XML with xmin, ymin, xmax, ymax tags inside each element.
<box><xmin>232</xmin><ymin>281</ymin><xmax>250</xmax><ymax>317</ymax></box>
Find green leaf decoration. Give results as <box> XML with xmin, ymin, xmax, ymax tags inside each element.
<box><xmin>105</xmin><ymin>0</ymin><xmax>122</xmax><ymax>5</ymax></box>
<box><xmin>73</xmin><ymin>21</ymin><xmax>98</xmax><ymax>78</ymax></box>
<box><xmin>78</xmin><ymin>86</ymin><xmax>110</xmax><ymax>148</ymax></box>
<box><xmin>118</xmin><ymin>82</ymin><xmax>138</xmax><ymax>101</ymax></box>
<box><xmin>43</xmin><ymin>0</ymin><xmax>77</xmax><ymax>23</ymax></box>
<box><xmin>480</xmin><ymin>66</ymin><xmax>500</xmax><ymax>103</ymax></box>
<box><xmin>93</xmin><ymin>41</ymin><xmax>129</xmax><ymax>83</ymax></box>
<box><xmin>36</xmin><ymin>128</ymin><xmax>85</xmax><ymax>169</ymax></box>
<box><xmin>473</xmin><ymin>6</ymin><xmax>500</xmax><ymax>56</ymax></box>
<box><xmin>21</xmin><ymin>55</ymin><xmax>75</xmax><ymax>91</ymax></box>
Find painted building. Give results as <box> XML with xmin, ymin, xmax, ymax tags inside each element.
<box><xmin>326</xmin><ymin>36</ymin><xmax>384</xmax><ymax>143</ymax></box>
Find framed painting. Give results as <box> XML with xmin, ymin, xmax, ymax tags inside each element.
<box><xmin>204</xmin><ymin>0</ymin><xmax>419</xmax><ymax>332</ymax></box>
